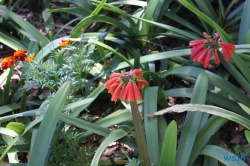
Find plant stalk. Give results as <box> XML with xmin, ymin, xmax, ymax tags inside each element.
<box><xmin>130</xmin><ymin>101</ymin><xmax>151</xmax><ymax>166</ymax></box>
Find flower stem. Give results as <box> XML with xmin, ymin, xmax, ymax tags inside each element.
<box><xmin>130</xmin><ymin>101</ymin><xmax>151</xmax><ymax>166</ymax></box>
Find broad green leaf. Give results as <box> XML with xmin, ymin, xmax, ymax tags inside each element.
<box><xmin>0</xmin><ymin>31</ymin><xmax>26</xmax><ymax>50</ymax></box>
<box><xmin>116</xmin><ymin>49</ymin><xmax>190</xmax><ymax>70</ymax></box>
<box><xmin>144</xmin><ymin>87</ymin><xmax>160</xmax><ymax>166</ymax></box>
<box><xmin>0</xmin><ymin>128</ymin><xmax>18</xmax><ymax>137</ymax></box>
<box><xmin>176</xmin><ymin>72</ymin><xmax>208</xmax><ymax>166</ymax></box>
<box><xmin>159</xmin><ymin>120</ymin><xmax>177</xmax><ymax>166</ymax></box>
<box><xmin>201</xmin><ymin>145</ymin><xmax>248</xmax><ymax>166</ymax></box>
<box><xmin>152</xmin><ymin>104</ymin><xmax>250</xmax><ymax>130</ymax></box>
<box><xmin>91</xmin><ymin>124</ymin><xmax>133</xmax><ymax>166</ymax></box>
<box><xmin>28</xmin><ymin>81</ymin><xmax>70</xmax><ymax>166</ymax></box>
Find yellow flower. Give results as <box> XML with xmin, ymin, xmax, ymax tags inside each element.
<box><xmin>25</xmin><ymin>53</ymin><xmax>35</xmax><ymax>63</ymax></box>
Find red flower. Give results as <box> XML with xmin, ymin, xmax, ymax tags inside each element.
<box><xmin>189</xmin><ymin>32</ymin><xmax>236</xmax><ymax>68</ymax></box>
<box><xmin>59</xmin><ymin>39</ymin><xmax>70</xmax><ymax>47</ymax></box>
<box><xmin>105</xmin><ymin>69</ymin><xmax>148</xmax><ymax>102</ymax></box>
<box><xmin>1</xmin><ymin>56</ymin><xmax>16</xmax><ymax>70</ymax></box>
<box><xmin>14</xmin><ymin>50</ymin><xmax>27</xmax><ymax>61</ymax></box>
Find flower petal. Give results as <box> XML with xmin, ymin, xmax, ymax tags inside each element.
<box><xmin>109</xmin><ymin>73</ymin><xmax>123</xmax><ymax>78</ymax></box>
<box><xmin>137</xmin><ymin>78</ymin><xmax>148</xmax><ymax>89</ymax></box>
<box><xmin>197</xmin><ymin>48</ymin><xmax>208</xmax><ymax>63</ymax></box>
<box><xmin>111</xmin><ymin>84</ymin><xmax>122</xmax><ymax>102</ymax></box>
<box><xmin>105</xmin><ymin>77</ymin><xmax>119</xmax><ymax>89</ymax></box>
<box><xmin>221</xmin><ymin>44</ymin><xmax>234</xmax><ymax>60</ymax></box>
<box><xmin>131</xmin><ymin>82</ymin><xmax>142</xmax><ymax>101</ymax></box>
<box><xmin>189</xmin><ymin>39</ymin><xmax>205</xmax><ymax>47</ymax></box>
<box><xmin>214</xmin><ymin>50</ymin><xmax>220</xmax><ymax>64</ymax></box>
<box><xmin>203</xmin><ymin>49</ymin><xmax>212</xmax><ymax>68</ymax></box>
<box><xmin>131</xmin><ymin>69</ymin><xmax>143</xmax><ymax>78</ymax></box>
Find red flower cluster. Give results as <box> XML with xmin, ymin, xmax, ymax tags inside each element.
<box><xmin>59</xmin><ymin>39</ymin><xmax>70</xmax><ymax>47</ymax></box>
<box><xmin>105</xmin><ymin>69</ymin><xmax>148</xmax><ymax>102</ymax></box>
<box><xmin>1</xmin><ymin>50</ymin><xmax>34</xmax><ymax>70</ymax></box>
<box><xmin>189</xmin><ymin>32</ymin><xmax>236</xmax><ymax>68</ymax></box>
<box><xmin>1</xmin><ymin>56</ymin><xmax>16</xmax><ymax>70</ymax></box>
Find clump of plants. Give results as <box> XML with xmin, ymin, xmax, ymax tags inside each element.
<box><xmin>21</xmin><ymin>40</ymin><xmax>100</xmax><ymax>100</ymax></box>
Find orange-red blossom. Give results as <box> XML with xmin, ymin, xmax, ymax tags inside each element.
<box><xmin>1</xmin><ymin>50</ymin><xmax>35</xmax><ymax>70</ymax></box>
<box><xmin>189</xmin><ymin>32</ymin><xmax>236</xmax><ymax>68</ymax></box>
<box><xmin>59</xmin><ymin>39</ymin><xmax>70</xmax><ymax>47</ymax></box>
<box><xmin>105</xmin><ymin>69</ymin><xmax>148</xmax><ymax>102</ymax></box>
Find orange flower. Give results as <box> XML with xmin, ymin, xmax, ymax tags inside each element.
<box><xmin>105</xmin><ymin>69</ymin><xmax>148</xmax><ymax>102</ymax></box>
<box><xmin>14</xmin><ymin>49</ymin><xmax>27</xmax><ymax>61</ymax></box>
<box><xmin>59</xmin><ymin>39</ymin><xmax>70</xmax><ymax>47</ymax></box>
<box><xmin>1</xmin><ymin>56</ymin><xmax>16</xmax><ymax>70</ymax></box>
<box><xmin>25</xmin><ymin>53</ymin><xmax>35</xmax><ymax>63</ymax></box>
<box><xmin>189</xmin><ymin>32</ymin><xmax>236</xmax><ymax>68</ymax></box>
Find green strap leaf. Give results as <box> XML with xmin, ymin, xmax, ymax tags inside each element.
<box><xmin>144</xmin><ymin>87</ymin><xmax>160</xmax><ymax>166</ymax></box>
<box><xmin>188</xmin><ymin>116</ymin><xmax>228</xmax><ymax>165</ymax></box>
<box><xmin>159</xmin><ymin>120</ymin><xmax>177</xmax><ymax>166</ymax></box>
<box><xmin>201</xmin><ymin>145</ymin><xmax>248</xmax><ymax>166</ymax></box>
<box><xmin>28</xmin><ymin>81</ymin><xmax>70</xmax><ymax>166</ymax></box>
<box><xmin>176</xmin><ymin>72</ymin><xmax>208</xmax><ymax>166</ymax></box>
<box><xmin>152</xmin><ymin>104</ymin><xmax>250</xmax><ymax>130</ymax></box>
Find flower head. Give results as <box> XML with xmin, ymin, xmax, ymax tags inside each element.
<box><xmin>189</xmin><ymin>32</ymin><xmax>236</xmax><ymax>68</ymax></box>
<box><xmin>1</xmin><ymin>56</ymin><xmax>16</xmax><ymax>70</ymax></box>
<box><xmin>105</xmin><ymin>69</ymin><xmax>148</xmax><ymax>102</ymax></box>
<box><xmin>25</xmin><ymin>53</ymin><xmax>35</xmax><ymax>63</ymax></box>
<box><xmin>59</xmin><ymin>39</ymin><xmax>70</xmax><ymax>47</ymax></box>
<box><xmin>14</xmin><ymin>49</ymin><xmax>27</xmax><ymax>61</ymax></box>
